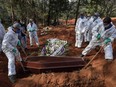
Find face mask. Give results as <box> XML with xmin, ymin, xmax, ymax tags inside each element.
<box><xmin>80</xmin><ymin>16</ymin><xmax>84</xmax><ymax>19</ymax></box>
<box><xmin>104</xmin><ymin>23</ymin><xmax>110</xmax><ymax>28</ymax></box>
<box><xmin>16</xmin><ymin>29</ymin><xmax>20</xmax><ymax>33</ymax></box>
<box><xmin>104</xmin><ymin>23</ymin><xmax>112</xmax><ymax>30</ymax></box>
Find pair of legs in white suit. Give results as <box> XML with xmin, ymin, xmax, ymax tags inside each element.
<box><xmin>5</xmin><ymin>49</ymin><xmax>22</xmax><ymax>76</ymax></box>
<box><xmin>29</xmin><ymin>31</ymin><xmax>39</xmax><ymax>46</ymax></box>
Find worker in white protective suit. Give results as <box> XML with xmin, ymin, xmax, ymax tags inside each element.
<box><xmin>80</xmin><ymin>17</ymin><xmax>116</xmax><ymax>61</ymax></box>
<box><xmin>0</xmin><ymin>21</ymin><xmax>6</xmax><ymax>52</ymax></box>
<box><xmin>75</xmin><ymin>13</ymin><xmax>87</xmax><ymax>48</ymax></box>
<box><xmin>27</xmin><ymin>19</ymin><xmax>39</xmax><ymax>47</ymax></box>
<box><xmin>84</xmin><ymin>14</ymin><xmax>92</xmax><ymax>42</ymax></box>
<box><xmin>2</xmin><ymin>23</ymin><xmax>23</xmax><ymax>83</ymax></box>
<box><xmin>85</xmin><ymin>13</ymin><xmax>102</xmax><ymax>42</ymax></box>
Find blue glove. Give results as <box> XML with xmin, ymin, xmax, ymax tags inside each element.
<box><xmin>29</xmin><ymin>28</ymin><xmax>35</xmax><ymax>32</ymax></box>
<box><xmin>17</xmin><ymin>40</ymin><xmax>21</xmax><ymax>46</ymax></box>
<box><xmin>29</xmin><ymin>30</ymin><xmax>32</xmax><ymax>32</ymax></box>
<box><xmin>29</xmin><ymin>30</ymin><xmax>35</xmax><ymax>32</ymax></box>
<box><xmin>12</xmin><ymin>48</ymin><xmax>17</xmax><ymax>53</ymax></box>
<box><xmin>32</xmin><ymin>30</ymin><xmax>35</xmax><ymax>32</ymax></box>
<box><xmin>104</xmin><ymin>38</ymin><xmax>111</xmax><ymax>44</ymax></box>
<box><xmin>97</xmin><ymin>33</ymin><xmax>101</xmax><ymax>40</ymax></box>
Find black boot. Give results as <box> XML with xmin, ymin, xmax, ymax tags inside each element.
<box><xmin>80</xmin><ymin>54</ymin><xmax>84</xmax><ymax>57</ymax></box>
<box><xmin>8</xmin><ymin>75</ymin><xmax>16</xmax><ymax>83</ymax></box>
<box><xmin>106</xmin><ymin>59</ymin><xmax>113</xmax><ymax>62</ymax></box>
<box><xmin>30</xmin><ymin>45</ymin><xmax>33</xmax><ymax>47</ymax></box>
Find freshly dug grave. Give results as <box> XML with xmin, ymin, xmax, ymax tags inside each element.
<box><xmin>1</xmin><ymin>18</ymin><xmax>116</xmax><ymax>87</ymax></box>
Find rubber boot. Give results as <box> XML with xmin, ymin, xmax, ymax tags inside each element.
<box><xmin>8</xmin><ymin>75</ymin><xmax>16</xmax><ymax>83</ymax></box>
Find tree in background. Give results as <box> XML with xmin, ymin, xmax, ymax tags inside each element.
<box><xmin>0</xmin><ymin>0</ymin><xmax>116</xmax><ymax>27</ymax></box>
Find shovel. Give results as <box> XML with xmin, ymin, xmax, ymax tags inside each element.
<box><xmin>83</xmin><ymin>46</ymin><xmax>103</xmax><ymax>69</ymax></box>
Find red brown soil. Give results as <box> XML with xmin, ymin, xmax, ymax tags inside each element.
<box><xmin>1</xmin><ymin>18</ymin><xmax>116</xmax><ymax>87</ymax></box>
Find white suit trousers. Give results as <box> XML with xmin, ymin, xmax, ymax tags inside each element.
<box><xmin>75</xmin><ymin>33</ymin><xmax>84</xmax><ymax>48</ymax></box>
<box><xmin>29</xmin><ymin>31</ymin><xmax>39</xmax><ymax>46</ymax></box>
<box><xmin>5</xmin><ymin>52</ymin><xmax>16</xmax><ymax>76</ymax></box>
<box><xmin>84</xmin><ymin>29</ymin><xmax>92</xmax><ymax>42</ymax></box>
<box><xmin>104</xmin><ymin>43</ymin><xmax>113</xmax><ymax>59</ymax></box>
<box><xmin>5</xmin><ymin>50</ymin><xmax>22</xmax><ymax>76</ymax></box>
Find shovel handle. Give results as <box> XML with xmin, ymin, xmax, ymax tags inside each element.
<box><xmin>83</xmin><ymin>46</ymin><xmax>103</xmax><ymax>69</ymax></box>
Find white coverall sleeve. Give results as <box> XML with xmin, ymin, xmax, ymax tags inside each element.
<box><xmin>92</xmin><ymin>22</ymin><xmax>103</xmax><ymax>37</ymax></box>
<box><xmin>2</xmin><ymin>34</ymin><xmax>15</xmax><ymax>51</ymax></box>
<box><xmin>109</xmin><ymin>29</ymin><xmax>116</xmax><ymax>42</ymax></box>
<box><xmin>92</xmin><ymin>24</ymin><xmax>99</xmax><ymax>37</ymax></box>
<box><xmin>34</xmin><ymin>23</ymin><xmax>38</xmax><ymax>31</ymax></box>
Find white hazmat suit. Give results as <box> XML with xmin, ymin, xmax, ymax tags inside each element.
<box><xmin>75</xmin><ymin>17</ymin><xmax>87</xmax><ymax>48</ymax></box>
<box><xmin>85</xmin><ymin>16</ymin><xmax>102</xmax><ymax>42</ymax></box>
<box><xmin>84</xmin><ymin>16</ymin><xmax>93</xmax><ymax>42</ymax></box>
<box><xmin>82</xmin><ymin>22</ymin><xmax>116</xmax><ymax>60</ymax></box>
<box><xmin>2</xmin><ymin>28</ymin><xmax>22</xmax><ymax>76</ymax></box>
<box><xmin>27</xmin><ymin>22</ymin><xmax>39</xmax><ymax>46</ymax></box>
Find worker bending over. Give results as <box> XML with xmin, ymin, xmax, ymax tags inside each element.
<box><xmin>81</xmin><ymin>17</ymin><xmax>116</xmax><ymax>61</ymax></box>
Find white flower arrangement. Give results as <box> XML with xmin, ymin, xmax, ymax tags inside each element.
<box><xmin>41</xmin><ymin>38</ymin><xmax>68</xmax><ymax>56</ymax></box>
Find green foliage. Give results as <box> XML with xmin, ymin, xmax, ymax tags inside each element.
<box><xmin>0</xmin><ymin>0</ymin><xmax>116</xmax><ymax>27</ymax></box>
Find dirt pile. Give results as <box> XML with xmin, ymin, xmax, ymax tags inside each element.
<box><xmin>15</xmin><ymin>70</ymin><xmax>105</xmax><ymax>87</ymax></box>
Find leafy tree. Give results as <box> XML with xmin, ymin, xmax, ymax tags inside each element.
<box><xmin>0</xmin><ymin>0</ymin><xmax>116</xmax><ymax>27</ymax></box>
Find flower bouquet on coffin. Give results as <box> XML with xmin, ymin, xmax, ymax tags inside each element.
<box><xmin>41</xmin><ymin>38</ymin><xmax>68</xmax><ymax>56</ymax></box>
